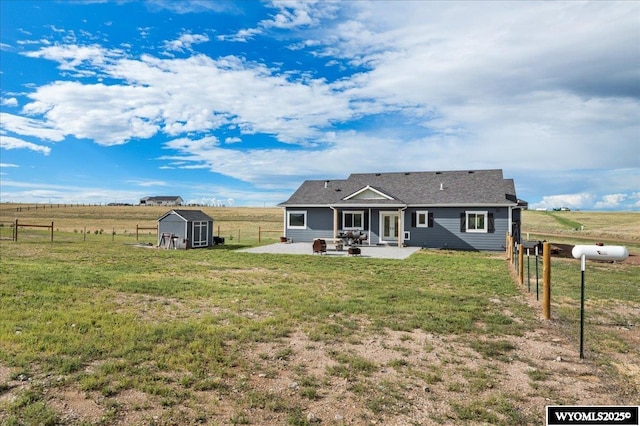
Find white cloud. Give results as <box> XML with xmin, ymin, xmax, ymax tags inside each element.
<box><xmin>0</xmin><ymin>135</ymin><xmax>51</xmax><ymax>155</ymax></box>
<box><xmin>0</xmin><ymin>163</ymin><xmax>19</xmax><ymax>168</ymax></box>
<box><xmin>19</xmin><ymin>50</ymin><xmax>353</xmax><ymax>146</ymax></box>
<box><xmin>5</xmin><ymin>1</ymin><xmax>639</xmax><ymax>208</ymax></box>
<box><xmin>531</xmin><ymin>193</ymin><xmax>597</xmax><ymax>211</ymax></box>
<box><xmin>23</xmin><ymin>43</ymin><xmax>124</xmax><ymax>72</ymax></box>
<box><xmin>1</xmin><ymin>97</ymin><xmax>18</xmax><ymax>107</ymax></box>
<box><xmin>224</xmin><ymin>137</ymin><xmax>241</xmax><ymax>144</ymax></box>
<box><xmin>163</xmin><ymin>33</ymin><xmax>209</xmax><ymax>52</ymax></box>
<box><xmin>594</xmin><ymin>193</ymin><xmax>627</xmax><ymax>209</ymax></box>
<box><xmin>0</xmin><ymin>112</ymin><xmax>65</xmax><ymax>142</ymax></box>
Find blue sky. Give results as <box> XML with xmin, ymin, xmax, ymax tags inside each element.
<box><xmin>1</xmin><ymin>0</ymin><xmax>638</xmax><ymax>210</ymax></box>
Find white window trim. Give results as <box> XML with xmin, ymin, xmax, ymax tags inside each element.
<box><xmin>192</xmin><ymin>220</ymin><xmax>209</xmax><ymax>247</ymax></box>
<box><xmin>342</xmin><ymin>210</ymin><xmax>364</xmax><ymax>230</ymax></box>
<box><xmin>466</xmin><ymin>211</ymin><xmax>488</xmax><ymax>233</ymax></box>
<box><xmin>416</xmin><ymin>210</ymin><xmax>429</xmax><ymax>228</ymax></box>
<box><xmin>287</xmin><ymin>210</ymin><xmax>307</xmax><ymax>229</ymax></box>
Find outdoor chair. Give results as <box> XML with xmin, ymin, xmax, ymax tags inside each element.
<box><xmin>312</xmin><ymin>239</ymin><xmax>327</xmax><ymax>254</ymax></box>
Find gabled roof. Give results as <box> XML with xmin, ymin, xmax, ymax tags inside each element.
<box><xmin>143</xmin><ymin>196</ymin><xmax>183</xmax><ymax>202</ymax></box>
<box><xmin>279</xmin><ymin>169</ymin><xmax>519</xmax><ymax>207</ymax></box>
<box><xmin>158</xmin><ymin>209</ymin><xmax>213</xmax><ymax>222</ymax></box>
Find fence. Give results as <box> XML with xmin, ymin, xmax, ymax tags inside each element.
<box><xmin>258</xmin><ymin>226</ymin><xmax>282</xmax><ymax>243</ymax></box>
<box><xmin>1</xmin><ymin>222</ymin><xmax>284</xmax><ymax>245</ymax></box>
<box><xmin>136</xmin><ymin>224</ymin><xmax>158</xmax><ymax>241</ymax></box>
<box><xmin>11</xmin><ymin>219</ymin><xmax>54</xmax><ymax>242</ymax></box>
<box><xmin>507</xmin><ymin>234</ymin><xmax>551</xmax><ymax>320</ymax></box>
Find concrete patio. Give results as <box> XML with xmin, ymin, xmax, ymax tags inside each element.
<box><xmin>238</xmin><ymin>242</ymin><xmax>421</xmax><ymax>259</ymax></box>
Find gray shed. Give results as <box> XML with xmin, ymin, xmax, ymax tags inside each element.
<box><xmin>157</xmin><ymin>209</ymin><xmax>214</xmax><ymax>249</ymax></box>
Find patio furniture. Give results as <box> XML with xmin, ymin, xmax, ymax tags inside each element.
<box><xmin>312</xmin><ymin>239</ymin><xmax>327</xmax><ymax>254</ymax></box>
<box><xmin>348</xmin><ymin>247</ymin><xmax>361</xmax><ymax>256</ymax></box>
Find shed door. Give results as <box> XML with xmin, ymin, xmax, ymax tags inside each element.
<box><xmin>192</xmin><ymin>221</ymin><xmax>209</xmax><ymax>247</ymax></box>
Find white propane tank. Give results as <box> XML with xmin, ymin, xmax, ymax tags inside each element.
<box><xmin>571</xmin><ymin>245</ymin><xmax>629</xmax><ymax>262</ymax></box>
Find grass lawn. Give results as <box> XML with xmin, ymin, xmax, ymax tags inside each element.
<box><xmin>0</xmin><ymin>206</ymin><xmax>638</xmax><ymax>425</ymax></box>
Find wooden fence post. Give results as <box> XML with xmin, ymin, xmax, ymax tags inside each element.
<box><xmin>518</xmin><ymin>242</ymin><xmax>524</xmax><ymax>285</ymax></box>
<box><xmin>506</xmin><ymin>232</ymin><xmax>510</xmax><ymax>260</ymax></box>
<box><xmin>51</xmin><ymin>221</ymin><xmax>54</xmax><ymax>242</ymax></box>
<box><xmin>14</xmin><ymin>219</ymin><xmax>18</xmax><ymax>241</ymax></box>
<box><xmin>542</xmin><ymin>241</ymin><xmax>551</xmax><ymax>320</ymax></box>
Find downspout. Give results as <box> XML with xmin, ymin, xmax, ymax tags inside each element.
<box><xmin>282</xmin><ymin>207</ymin><xmax>287</xmax><ymax>238</ymax></box>
<box><xmin>368</xmin><ymin>208</ymin><xmax>372</xmax><ymax>246</ymax></box>
<box><xmin>398</xmin><ymin>206</ymin><xmax>407</xmax><ymax>247</ymax></box>
<box><xmin>508</xmin><ymin>206</ymin><xmax>513</xmax><ymax>237</ymax></box>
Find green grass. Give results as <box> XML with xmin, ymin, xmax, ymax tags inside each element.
<box><xmin>1</xmin><ymin>208</ymin><xmax>638</xmax><ymax>424</ymax></box>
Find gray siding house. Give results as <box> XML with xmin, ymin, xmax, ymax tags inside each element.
<box><xmin>141</xmin><ymin>196</ymin><xmax>184</xmax><ymax>206</ymax></box>
<box><xmin>157</xmin><ymin>209</ymin><xmax>214</xmax><ymax>249</ymax></box>
<box><xmin>278</xmin><ymin>169</ymin><xmax>524</xmax><ymax>251</ymax></box>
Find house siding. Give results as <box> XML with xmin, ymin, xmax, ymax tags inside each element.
<box><xmin>285</xmin><ymin>206</ymin><xmax>509</xmax><ymax>250</ymax></box>
<box><xmin>285</xmin><ymin>208</ymin><xmax>333</xmax><ymax>242</ymax></box>
<box><xmin>404</xmin><ymin>207</ymin><xmax>508</xmax><ymax>251</ymax></box>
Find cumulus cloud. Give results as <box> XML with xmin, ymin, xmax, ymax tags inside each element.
<box><xmin>3</xmin><ymin>1</ymin><xmax>639</xmax><ymax>207</ymax></box>
<box><xmin>594</xmin><ymin>193</ymin><xmax>628</xmax><ymax>209</ymax></box>
<box><xmin>1</xmin><ymin>97</ymin><xmax>18</xmax><ymax>107</ymax></box>
<box><xmin>531</xmin><ymin>193</ymin><xmax>597</xmax><ymax>211</ymax></box>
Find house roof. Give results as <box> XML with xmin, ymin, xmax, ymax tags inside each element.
<box><xmin>279</xmin><ymin>169</ymin><xmax>519</xmax><ymax>207</ymax></box>
<box><xmin>158</xmin><ymin>209</ymin><xmax>213</xmax><ymax>222</ymax></box>
<box><xmin>142</xmin><ymin>196</ymin><xmax>183</xmax><ymax>202</ymax></box>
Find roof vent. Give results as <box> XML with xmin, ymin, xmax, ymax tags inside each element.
<box><xmin>468</xmin><ymin>171</ymin><xmax>474</xmax><ymax>174</ymax></box>
<box><xmin>404</xmin><ymin>172</ymin><xmax>410</xmax><ymax>175</ymax></box>
<box><xmin>439</xmin><ymin>183</ymin><xmax>444</xmax><ymax>190</ymax></box>
<box><xmin>375</xmin><ymin>173</ymin><xmax>381</xmax><ymax>176</ymax></box>
<box><xmin>435</xmin><ymin>171</ymin><xmax>442</xmax><ymax>175</ymax></box>
<box><xmin>335</xmin><ymin>188</ymin><xmax>342</xmax><ymax>192</ymax></box>
<box><xmin>324</xmin><ymin>180</ymin><xmax>329</xmax><ymax>189</ymax></box>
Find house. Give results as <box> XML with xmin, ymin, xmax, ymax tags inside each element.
<box><xmin>278</xmin><ymin>169</ymin><xmax>523</xmax><ymax>251</ymax></box>
<box><xmin>140</xmin><ymin>196</ymin><xmax>184</xmax><ymax>206</ymax></box>
<box><xmin>157</xmin><ymin>209</ymin><xmax>214</xmax><ymax>249</ymax></box>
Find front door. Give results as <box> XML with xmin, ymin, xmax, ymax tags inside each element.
<box><xmin>380</xmin><ymin>212</ymin><xmax>398</xmax><ymax>243</ymax></box>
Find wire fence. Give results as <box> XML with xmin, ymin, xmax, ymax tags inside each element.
<box><xmin>0</xmin><ymin>222</ymin><xmax>285</xmax><ymax>245</ymax></box>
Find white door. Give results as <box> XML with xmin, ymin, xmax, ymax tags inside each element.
<box><xmin>380</xmin><ymin>212</ymin><xmax>398</xmax><ymax>242</ymax></box>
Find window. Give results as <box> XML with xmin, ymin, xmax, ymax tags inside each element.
<box><xmin>287</xmin><ymin>211</ymin><xmax>307</xmax><ymax>229</ymax></box>
<box><xmin>342</xmin><ymin>211</ymin><xmax>364</xmax><ymax>230</ymax></box>
<box><xmin>412</xmin><ymin>211</ymin><xmax>433</xmax><ymax>228</ymax></box>
<box><xmin>462</xmin><ymin>211</ymin><xmax>493</xmax><ymax>233</ymax></box>
<box><xmin>416</xmin><ymin>211</ymin><xmax>429</xmax><ymax>228</ymax></box>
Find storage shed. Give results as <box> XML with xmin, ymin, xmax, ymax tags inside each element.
<box><xmin>157</xmin><ymin>209</ymin><xmax>214</xmax><ymax>249</ymax></box>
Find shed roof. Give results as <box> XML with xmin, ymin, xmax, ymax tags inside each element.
<box><xmin>158</xmin><ymin>209</ymin><xmax>213</xmax><ymax>222</ymax></box>
<box><xmin>279</xmin><ymin>169</ymin><xmax>518</xmax><ymax>207</ymax></box>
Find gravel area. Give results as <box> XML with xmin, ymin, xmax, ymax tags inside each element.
<box><xmin>238</xmin><ymin>242</ymin><xmax>421</xmax><ymax>259</ymax></box>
